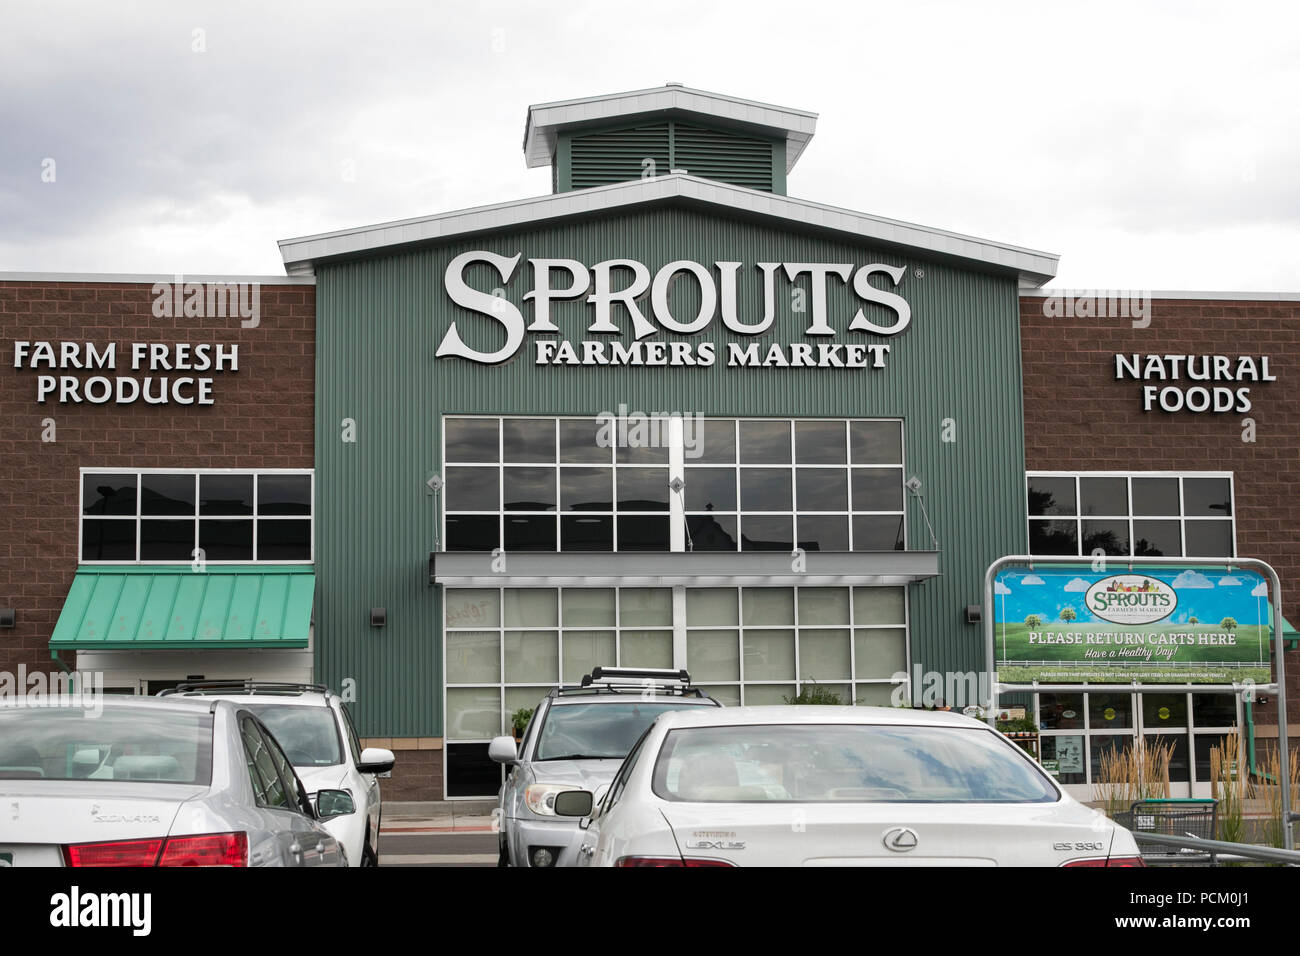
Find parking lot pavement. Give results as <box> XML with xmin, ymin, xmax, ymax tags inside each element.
<box><xmin>378</xmin><ymin>831</ymin><xmax>498</xmax><ymax>867</ymax></box>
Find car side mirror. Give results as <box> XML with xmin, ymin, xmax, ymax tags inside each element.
<box><xmin>488</xmin><ymin>735</ymin><xmax>519</xmax><ymax>765</ymax></box>
<box><xmin>316</xmin><ymin>789</ymin><xmax>356</xmax><ymax>820</ymax></box>
<box><xmin>553</xmin><ymin>790</ymin><xmax>594</xmax><ymax>818</ymax></box>
<box><xmin>357</xmin><ymin>747</ymin><xmax>395</xmax><ymax>774</ymax></box>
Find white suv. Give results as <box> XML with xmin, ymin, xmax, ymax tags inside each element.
<box><xmin>160</xmin><ymin>682</ymin><xmax>395</xmax><ymax>866</ymax></box>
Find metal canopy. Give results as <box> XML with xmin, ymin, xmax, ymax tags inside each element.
<box><xmin>430</xmin><ymin>550</ymin><xmax>939</xmax><ymax>589</ymax></box>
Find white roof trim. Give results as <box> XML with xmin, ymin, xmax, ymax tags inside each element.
<box><xmin>1021</xmin><ymin>288</ymin><xmax>1300</xmax><ymax>302</ymax></box>
<box><xmin>0</xmin><ymin>271</ymin><xmax>315</xmax><ymax>285</ymax></box>
<box><xmin>523</xmin><ymin>84</ymin><xmax>817</xmax><ymax>172</ymax></box>
<box><xmin>277</xmin><ymin>174</ymin><xmax>1059</xmax><ymax>284</ymax></box>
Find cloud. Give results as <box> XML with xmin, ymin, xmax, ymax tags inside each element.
<box><xmin>1020</xmin><ymin>575</ymin><xmax>1045</xmax><ymax>586</ymax></box>
<box><xmin>1171</xmin><ymin>570</ymin><xmax>1214</xmax><ymax>589</ymax></box>
<box><xmin>994</xmin><ymin>581</ymin><xmax>1012</xmax><ymax>595</ymax></box>
<box><xmin>1251</xmin><ymin>581</ymin><xmax>1269</xmax><ymax>597</ymax></box>
<box><xmin>1217</xmin><ymin>575</ymin><xmax>1243</xmax><ymax>586</ymax></box>
<box><xmin>1064</xmin><ymin>577</ymin><xmax>1091</xmax><ymax>592</ymax></box>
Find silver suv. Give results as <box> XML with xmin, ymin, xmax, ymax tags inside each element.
<box><xmin>490</xmin><ymin>667</ymin><xmax>720</xmax><ymax>867</ymax></box>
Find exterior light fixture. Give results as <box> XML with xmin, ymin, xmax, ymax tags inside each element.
<box><xmin>370</xmin><ymin>607</ymin><xmax>387</xmax><ymax>627</ymax></box>
<box><xmin>0</xmin><ymin>608</ymin><xmax>14</xmax><ymax>628</ymax></box>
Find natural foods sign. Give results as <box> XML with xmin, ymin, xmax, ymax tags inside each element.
<box><xmin>994</xmin><ymin>566</ymin><xmax>1272</xmax><ymax>684</ymax></box>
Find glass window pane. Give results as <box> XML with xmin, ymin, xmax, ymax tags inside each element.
<box><xmin>1147</xmin><ymin>732</ymin><xmax>1190</xmax><ymax>783</ymax></box>
<box><xmin>503</xmin><ymin>589</ymin><xmax>558</xmax><ymax>628</ymax></box>
<box><xmin>620</xmin><ymin>588</ymin><xmax>673</xmax><ymax>627</ymax></box>
<box><xmin>690</xmin><ymin>419</ymin><xmax>735</xmax><ymax>464</ymax></box>
<box><xmin>83</xmin><ymin>473</ymin><xmax>137</xmax><ymax>515</ymax></box>
<box><xmin>559</xmin><ymin>418</ymin><xmax>611</xmax><ymax>464</ymax></box>
<box><xmin>1082</xmin><ymin>520</ymin><xmax>1130</xmax><ymax>557</ymax></box>
<box><xmin>446</xmin><ymin>515</ymin><xmax>498</xmax><ymax>551</ymax></box>
<box><xmin>1194</xmin><ymin>733</ymin><xmax>1235</xmax><ymax>781</ymax></box>
<box><xmin>141</xmin><ymin>474</ymin><xmax>195</xmax><ymax>516</ymax></box>
<box><xmin>502</xmin><ymin>418</ymin><xmax>554</xmax><ymax>463</ymax></box>
<box><xmin>686</xmin><ymin>588</ymin><xmax>739</xmax><ymax>626</ymax></box>
<box><xmin>1038</xmin><ymin>693</ymin><xmax>1084</xmax><ymax>730</ymax></box>
<box><xmin>617</xmin><ymin>468</ymin><xmax>669</xmax><ymax>511</ymax></box>
<box><xmin>560</xmin><ymin>467</ymin><xmax>612</xmax><ymax>511</ymax></box>
<box><xmin>200</xmin><ymin>474</ymin><xmax>254</xmax><ymax>516</ymax></box>
<box><xmin>1132</xmin><ymin>477</ymin><xmax>1179</xmax><ymax>516</ymax></box>
<box><xmin>796</xmin><ymin>515</ymin><xmax>848</xmax><ymax>552</ymax></box>
<box><xmin>1133</xmin><ymin>520</ymin><xmax>1182</xmax><ymax>557</ymax></box>
<box><xmin>81</xmin><ymin>520</ymin><xmax>136</xmax><ymax>560</ymax></box>
<box><xmin>199</xmin><ymin>519</ymin><xmax>253</xmax><ymax>560</ymax></box>
<box><xmin>798</xmin><ymin>681</ymin><xmax>850</xmax><ymax>703</ymax></box>
<box><xmin>852</xmin><ymin>468</ymin><xmax>903</xmax><ymax>512</ymax></box>
<box><xmin>684</xmin><ymin>467</ymin><xmax>737</xmax><ymax>512</ymax></box>
<box><xmin>849</xmin><ymin>421</ymin><xmax>902</xmax><ymax>464</ymax></box>
<box><xmin>445</xmin><ymin>467</ymin><xmax>499</xmax><ymax>511</ymax></box>
<box><xmin>852</xmin><ymin>515</ymin><xmax>905</xmax><ymax>551</ymax></box>
<box><xmin>505</xmin><ymin>631</ymin><xmax>558</xmax><ymax>683</ymax></box>
<box><xmin>740</xmin><ymin>515</ymin><xmax>793</xmax><ymax>551</ymax></box>
<box><xmin>504</xmin><ymin>515</ymin><xmax>556</xmax><ymax>551</ymax></box>
<box><xmin>445</xmin><ymin>743</ymin><xmax>499</xmax><ymax>796</ymax></box>
<box><xmin>854</xmin><ymin>683</ymin><xmax>898</xmax><ymax>707</ymax></box>
<box><xmin>798</xmin><ymin>588</ymin><xmax>850</xmax><ymax>625</ymax></box>
<box><xmin>1143</xmin><ymin>693</ymin><xmax>1188</xmax><ymax>726</ymax></box>
<box><xmin>743</xmin><ymin>684</ymin><xmax>795</xmax><ymax>705</ymax></box>
<box><xmin>688</xmin><ymin>630</ymin><xmax>739</xmax><ymax>681</ymax></box>
<box><xmin>1183</xmin><ymin>477</ymin><xmax>1232</xmax><ymax>517</ymax></box>
<box><xmin>615</xmin><ymin>424</ymin><xmax>670</xmax><ymax>464</ymax></box>
<box><xmin>561</xmin><ymin>589</ymin><xmax>614</xmax><ymax>627</ymax></box>
<box><xmin>1029</xmin><ymin>519</ymin><xmax>1077</xmax><ymax>555</ymax></box>
<box><xmin>1027</xmin><ymin>476</ymin><xmax>1076</xmax><ymax>516</ymax></box>
<box><xmin>445</xmin><ymin>631</ymin><xmax>501</xmax><ymax>684</ymax></box>
<box><xmin>1185</xmin><ymin>521</ymin><xmax>1233</xmax><ymax>558</ymax></box>
<box><xmin>853</xmin><ymin>587</ymin><xmax>906</xmax><ymax>625</ymax></box>
<box><xmin>795</xmin><ymin>420</ymin><xmax>846</xmax><ymax>464</ymax></box>
<box><xmin>617</xmin><ymin>515</ymin><xmax>669</xmax><ymax>551</ymax></box>
<box><xmin>619</xmin><ymin>630</ymin><xmax>673</xmax><ymax>668</ymax></box>
<box><xmin>742</xmin><ymin>588</ymin><xmax>794</xmax><ymax>626</ymax></box>
<box><xmin>140</xmin><ymin>519</ymin><xmax>193</xmax><ymax>560</ymax></box>
<box><xmin>697</xmin><ymin>685</ymin><xmax>741</xmax><ymax>707</ymax></box>
<box><xmin>503</xmin><ymin>467</ymin><xmax>555</xmax><ymax>511</ymax></box>
<box><xmin>561</xmin><ymin>515</ymin><xmax>612</xmax><ymax>551</ymax></box>
<box><xmin>1088</xmin><ymin>692</ymin><xmax>1133</xmax><ymax>729</ymax></box>
<box><xmin>505</xmin><ymin>687</ymin><xmax>552</xmax><ymax>720</ymax></box>
<box><xmin>800</xmin><ymin>629</ymin><xmax>850</xmax><ymax>680</ymax></box>
<box><xmin>796</xmin><ymin>468</ymin><xmax>848</xmax><ymax>511</ymax></box>
<box><xmin>257</xmin><ymin>474</ymin><xmax>311</xmax><ymax>515</ymax></box>
<box><xmin>738</xmin><ymin>420</ymin><xmax>791</xmax><ymax>464</ymax></box>
<box><xmin>1040</xmin><ymin>735</ymin><xmax>1087</xmax><ymax>785</ymax></box>
<box><xmin>740</xmin><ymin>468</ymin><xmax>791</xmax><ymax>511</ymax></box>
<box><xmin>687</xmin><ymin>514</ymin><xmax>738</xmax><ymax>551</ymax></box>
<box><xmin>1192</xmin><ymin>694</ymin><xmax>1238</xmax><ymax>727</ymax></box>
<box><xmin>256</xmin><ymin>520</ymin><xmax>310</xmax><ymax>560</ymax></box>
<box><xmin>562</xmin><ymin>630</ymin><xmax>615</xmax><ymax>682</ymax></box>
<box><xmin>1090</xmin><ymin>735</ymin><xmax>1133</xmax><ymax>777</ymax></box>
<box><xmin>445</xmin><ymin>418</ymin><xmax>500</xmax><ymax>463</ymax></box>
<box><xmin>445</xmin><ymin>688</ymin><xmax>501</xmax><ymax>739</ymax></box>
<box><xmin>1079</xmin><ymin>477</ymin><xmax>1128</xmax><ymax>516</ymax></box>
<box><xmin>445</xmin><ymin>589</ymin><xmax>500</xmax><ymax>629</ymax></box>
<box><xmin>743</xmin><ymin>630</ymin><xmax>795</xmax><ymax>679</ymax></box>
<box><xmin>853</xmin><ymin>629</ymin><xmax>906</xmax><ymax>679</ymax></box>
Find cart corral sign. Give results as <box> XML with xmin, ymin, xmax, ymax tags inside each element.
<box><xmin>993</xmin><ymin>565</ymin><xmax>1272</xmax><ymax>684</ymax></box>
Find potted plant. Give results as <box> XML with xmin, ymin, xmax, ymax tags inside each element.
<box><xmin>510</xmin><ymin>707</ymin><xmax>533</xmax><ymax>743</ymax></box>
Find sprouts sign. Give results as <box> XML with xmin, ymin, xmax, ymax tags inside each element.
<box><xmin>993</xmin><ymin>565</ymin><xmax>1272</xmax><ymax>684</ymax></box>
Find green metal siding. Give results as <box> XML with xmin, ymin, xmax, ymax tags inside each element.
<box><xmin>315</xmin><ymin>205</ymin><xmax>1027</xmax><ymax>737</ymax></box>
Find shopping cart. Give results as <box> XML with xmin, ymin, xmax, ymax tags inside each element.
<box><xmin>1114</xmin><ymin>798</ymin><xmax>1219</xmax><ymax>864</ymax></box>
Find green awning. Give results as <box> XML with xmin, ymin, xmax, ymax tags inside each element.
<box><xmin>51</xmin><ymin>566</ymin><xmax>314</xmax><ymax>650</ymax></box>
<box><xmin>1281</xmin><ymin>615</ymin><xmax>1299</xmax><ymax>650</ymax></box>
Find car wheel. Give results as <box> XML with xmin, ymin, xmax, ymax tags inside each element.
<box><xmin>498</xmin><ymin>837</ymin><xmax>510</xmax><ymax>867</ymax></box>
<box><xmin>362</xmin><ymin>838</ymin><xmax>379</xmax><ymax>867</ymax></box>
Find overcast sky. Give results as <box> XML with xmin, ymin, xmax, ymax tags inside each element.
<box><xmin>3</xmin><ymin>0</ymin><xmax>1298</xmax><ymax>290</ymax></box>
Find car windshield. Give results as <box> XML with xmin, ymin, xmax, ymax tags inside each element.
<box><xmin>652</xmin><ymin>724</ymin><xmax>1059</xmax><ymax>803</ymax></box>
<box><xmin>535</xmin><ymin>701</ymin><xmax>705</xmax><ymax>761</ymax></box>
<box><xmin>241</xmin><ymin>704</ymin><xmax>342</xmax><ymax>767</ymax></box>
<box><xmin>0</xmin><ymin>706</ymin><xmax>213</xmax><ymax>784</ymax></box>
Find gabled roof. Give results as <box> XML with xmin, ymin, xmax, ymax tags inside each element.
<box><xmin>278</xmin><ymin>173</ymin><xmax>1059</xmax><ymax>284</ymax></box>
<box><xmin>523</xmin><ymin>83</ymin><xmax>818</xmax><ymax>172</ymax></box>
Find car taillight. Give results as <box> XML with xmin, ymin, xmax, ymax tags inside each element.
<box><xmin>158</xmin><ymin>832</ymin><xmax>248</xmax><ymax>867</ymax></box>
<box><xmin>616</xmin><ymin>856</ymin><xmax>736</xmax><ymax>867</ymax></box>
<box><xmin>65</xmin><ymin>832</ymin><xmax>248</xmax><ymax>867</ymax></box>
<box><xmin>1063</xmin><ymin>855</ymin><xmax>1146</xmax><ymax>867</ymax></box>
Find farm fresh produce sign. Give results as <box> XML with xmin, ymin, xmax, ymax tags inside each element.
<box><xmin>993</xmin><ymin>566</ymin><xmax>1271</xmax><ymax>684</ymax></box>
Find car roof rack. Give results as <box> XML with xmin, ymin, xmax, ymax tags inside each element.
<box><xmin>548</xmin><ymin>667</ymin><xmax>706</xmax><ymax>699</ymax></box>
<box><xmin>158</xmin><ymin>680</ymin><xmax>332</xmax><ymax>698</ymax></box>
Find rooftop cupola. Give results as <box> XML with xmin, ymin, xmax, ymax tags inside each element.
<box><xmin>523</xmin><ymin>83</ymin><xmax>817</xmax><ymax>196</ymax></box>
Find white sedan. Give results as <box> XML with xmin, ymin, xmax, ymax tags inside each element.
<box><xmin>556</xmin><ymin>706</ymin><xmax>1143</xmax><ymax>867</ymax></box>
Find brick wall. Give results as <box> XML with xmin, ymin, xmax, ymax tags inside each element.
<box><xmin>362</xmin><ymin>743</ymin><xmax>444</xmax><ymax>802</ymax></box>
<box><xmin>1020</xmin><ymin>294</ymin><xmax>1300</xmax><ymax>722</ymax></box>
<box><xmin>0</xmin><ymin>279</ymin><xmax>315</xmax><ymax>683</ymax></box>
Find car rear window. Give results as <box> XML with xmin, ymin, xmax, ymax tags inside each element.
<box><xmin>651</xmin><ymin>724</ymin><xmax>1059</xmax><ymax>803</ymax></box>
<box><xmin>0</xmin><ymin>706</ymin><xmax>213</xmax><ymax>784</ymax></box>
<box><xmin>239</xmin><ymin>704</ymin><xmax>342</xmax><ymax>767</ymax></box>
<box><xmin>535</xmin><ymin>701</ymin><xmax>710</xmax><ymax>761</ymax></box>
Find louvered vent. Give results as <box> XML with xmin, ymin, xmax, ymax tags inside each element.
<box><xmin>672</xmin><ymin>124</ymin><xmax>774</xmax><ymax>192</ymax></box>
<box><xmin>569</xmin><ymin>124</ymin><xmax>671</xmax><ymax>189</ymax></box>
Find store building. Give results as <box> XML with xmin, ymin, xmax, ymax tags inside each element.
<box><xmin>3</xmin><ymin>84</ymin><xmax>1295</xmax><ymax>801</ymax></box>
